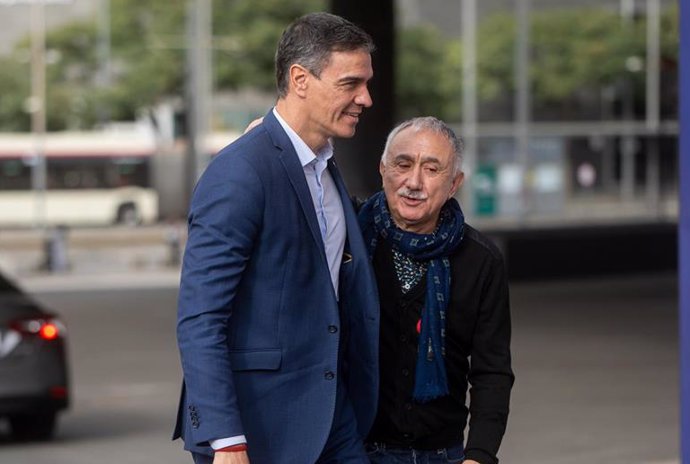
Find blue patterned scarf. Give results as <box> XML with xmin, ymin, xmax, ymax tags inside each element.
<box><xmin>358</xmin><ymin>191</ymin><xmax>465</xmax><ymax>402</ymax></box>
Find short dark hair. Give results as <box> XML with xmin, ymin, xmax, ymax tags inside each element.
<box><xmin>275</xmin><ymin>12</ymin><xmax>375</xmax><ymax>98</ymax></box>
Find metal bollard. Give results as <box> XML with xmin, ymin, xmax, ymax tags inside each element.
<box><xmin>166</xmin><ymin>222</ymin><xmax>182</xmax><ymax>267</ymax></box>
<box><xmin>43</xmin><ymin>225</ymin><xmax>70</xmax><ymax>272</ymax></box>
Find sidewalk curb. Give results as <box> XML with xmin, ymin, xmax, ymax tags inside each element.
<box><xmin>14</xmin><ymin>270</ymin><xmax>181</xmax><ymax>294</ymax></box>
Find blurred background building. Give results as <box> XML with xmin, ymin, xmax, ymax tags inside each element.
<box><xmin>0</xmin><ymin>0</ymin><xmax>680</xmax><ymax>279</ymax></box>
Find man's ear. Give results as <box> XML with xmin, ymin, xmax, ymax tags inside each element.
<box><xmin>449</xmin><ymin>171</ymin><xmax>464</xmax><ymax>198</ymax></box>
<box><xmin>289</xmin><ymin>64</ymin><xmax>310</xmax><ymax>97</ymax></box>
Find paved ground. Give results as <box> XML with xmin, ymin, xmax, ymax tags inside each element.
<box><xmin>504</xmin><ymin>273</ymin><xmax>678</xmax><ymax>464</ymax></box>
<box><xmin>0</xmin><ymin>230</ymin><xmax>681</xmax><ymax>463</ymax></box>
<box><xmin>0</xmin><ymin>287</ymin><xmax>186</xmax><ymax>464</ymax></box>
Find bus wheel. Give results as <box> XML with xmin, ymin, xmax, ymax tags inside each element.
<box><xmin>116</xmin><ymin>203</ymin><xmax>140</xmax><ymax>226</ymax></box>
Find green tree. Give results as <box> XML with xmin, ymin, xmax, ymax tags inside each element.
<box><xmin>395</xmin><ymin>6</ymin><xmax>678</xmax><ymax>124</ymax></box>
<box><xmin>0</xmin><ymin>4</ymin><xmax>678</xmax><ymax>131</ymax></box>
<box><xmin>212</xmin><ymin>0</ymin><xmax>326</xmax><ymax>92</ymax></box>
<box><xmin>0</xmin><ymin>0</ymin><xmax>325</xmax><ymax>131</ymax></box>
<box><xmin>396</xmin><ymin>25</ymin><xmax>462</xmax><ymax>122</ymax></box>
<box><xmin>0</xmin><ymin>55</ymin><xmax>30</xmax><ymax>131</ymax></box>
<box><xmin>474</xmin><ymin>7</ymin><xmax>678</xmax><ymax>118</ymax></box>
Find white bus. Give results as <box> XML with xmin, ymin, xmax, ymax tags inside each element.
<box><xmin>0</xmin><ymin>131</ymin><xmax>159</xmax><ymax>227</ymax></box>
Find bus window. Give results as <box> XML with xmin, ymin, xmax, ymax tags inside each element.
<box><xmin>0</xmin><ymin>159</ymin><xmax>32</xmax><ymax>190</ymax></box>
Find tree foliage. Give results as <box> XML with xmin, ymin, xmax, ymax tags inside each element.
<box><xmin>211</xmin><ymin>0</ymin><xmax>326</xmax><ymax>91</ymax></box>
<box><xmin>0</xmin><ymin>0</ymin><xmax>324</xmax><ymax>131</ymax></box>
<box><xmin>396</xmin><ymin>25</ymin><xmax>462</xmax><ymax>122</ymax></box>
<box><xmin>474</xmin><ymin>6</ymin><xmax>679</xmax><ymax>117</ymax></box>
<box><xmin>0</xmin><ymin>3</ymin><xmax>679</xmax><ymax>131</ymax></box>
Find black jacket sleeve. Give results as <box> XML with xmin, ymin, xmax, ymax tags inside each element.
<box><xmin>464</xmin><ymin>252</ymin><xmax>514</xmax><ymax>464</ymax></box>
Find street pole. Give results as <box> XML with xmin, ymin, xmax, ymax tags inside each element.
<box><xmin>30</xmin><ymin>1</ymin><xmax>47</xmax><ymax>229</ymax></box>
<box><xmin>620</xmin><ymin>0</ymin><xmax>636</xmax><ymax>202</ymax></box>
<box><xmin>645</xmin><ymin>0</ymin><xmax>660</xmax><ymax>215</ymax></box>
<box><xmin>184</xmin><ymin>0</ymin><xmax>212</xmax><ymax>206</ymax></box>
<box><xmin>96</xmin><ymin>0</ymin><xmax>111</xmax><ymax>125</ymax></box>
<box><xmin>461</xmin><ymin>0</ymin><xmax>477</xmax><ymax>218</ymax></box>
<box><xmin>515</xmin><ymin>0</ymin><xmax>531</xmax><ymax>221</ymax></box>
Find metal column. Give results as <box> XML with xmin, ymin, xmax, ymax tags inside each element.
<box><xmin>461</xmin><ymin>0</ymin><xmax>477</xmax><ymax>217</ymax></box>
<box><xmin>30</xmin><ymin>2</ymin><xmax>47</xmax><ymax>229</ymax></box>
<box><xmin>645</xmin><ymin>0</ymin><xmax>661</xmax><ymax>214</ymax></box>
<box><xmin>515</xmin><ymin>0</ymin><xmax>531</xmax><ymax>219</ymax></box>
<box><xmin>184</xmin><ymin>0</ymin><xmax>212</xmax><ymax>205</ymax></box>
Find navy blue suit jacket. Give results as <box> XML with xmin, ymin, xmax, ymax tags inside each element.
<box><xmin>174</xmin><ymin>110</ymin><xmax>380</xmax><ymax>463</ymax></box>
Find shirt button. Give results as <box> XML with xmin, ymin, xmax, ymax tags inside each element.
<box><xmin>328</xmin><ymin>325</ymin><xmax>338</xmax><ymax>333</ymax></box>
<box><xmin>325</xmin><ymin>371</ymin><xmax>335</xmax><ymax>380</ymax></box>
<box><xmin>401</xmin><ymin>368</ymin><xmax>410</xmax><ymax>377</ymax></box>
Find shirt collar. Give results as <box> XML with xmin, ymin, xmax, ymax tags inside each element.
<box><xmin>273</xmin><ymin>108</ymin><xmax>333</xmax><ymax>168</ymax></box>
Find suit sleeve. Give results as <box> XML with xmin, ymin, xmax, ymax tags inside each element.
<box><xmin>464</xmin><ymin>253</ymin><xmax>514</xmax><ymax>464</ymax></box>
<box><xmin>176</xmin><ymin>152</ymin><xmax>264</xmax><ymax>446</ymax></box>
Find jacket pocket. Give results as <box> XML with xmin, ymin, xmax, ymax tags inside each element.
<box><xmin>229</xmin><ymin>348</ymin><xmax>282</xmax><ymax>371</ymax></box>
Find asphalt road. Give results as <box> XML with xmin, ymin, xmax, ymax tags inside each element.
<box><xmin>0</xmin><ymin>273</ymin><xmax>679</xmax><ymax>464</ymax></box>
<box><xmin>0</xmin><ymin>286</ymin><xmax>187</xmax><ymax>464</ymax></box>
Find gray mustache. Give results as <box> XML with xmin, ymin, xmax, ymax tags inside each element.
<box><xmin>396</xmin><ymin>187</ymin><xmax>428</xmax><ymax>200</ymax></box>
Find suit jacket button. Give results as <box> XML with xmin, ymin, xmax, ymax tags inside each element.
<box><xmin>324</xmin><ymin>371</ymin><xmax>335</xmax><ymax>380</ymax></box>
<box><xmin>328</xmin><ymin>325</ymin><xmax>338</xmax><ymax>333</ymax></box>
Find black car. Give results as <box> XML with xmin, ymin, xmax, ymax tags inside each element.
<box><xmin>0</xmin><ymin>273</ymin><xmax>69</xmax><ymax>440</ymax></box>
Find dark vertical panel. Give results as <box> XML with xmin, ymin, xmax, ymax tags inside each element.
<box><xmin>331</xmin><ymin>0</ymin><xmax>395</xmax><ymax>199</ymax></box>
<box><xmin>680</xmin><ymin>0</ymin><xmax>690</xmax><ymax>462</ymax></box>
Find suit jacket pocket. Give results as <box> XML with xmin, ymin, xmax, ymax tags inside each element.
<box><xmin>229</xmin><ymin>348</ymin><xmax>282</xmax><ymax>371</ymax></box>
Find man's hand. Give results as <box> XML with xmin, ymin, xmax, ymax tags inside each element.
<box><xmin>243</xmin><ymin>117</ymin><xmax>264</xmax><ymax>134</ymax></box>
<box><xmin>213</xmin><ymin>451</ymin><xmax>250</xmax><ymax>464</ymax></box>
<box><xmin>462</xmin><ymin>460</ymin><xmax>480</xmax><ymax>464</ymax></box>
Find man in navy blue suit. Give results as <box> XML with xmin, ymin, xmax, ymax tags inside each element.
<box><xmin>174</xmin><ymin>12</ymin><xmax>380</xmax><ymax>464</ymax></box>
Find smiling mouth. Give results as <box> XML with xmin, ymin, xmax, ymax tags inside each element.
<box><xmin>401</xmin><ymin>195</ymin><xmax>424</xmax><ymax>206</ymax></box>
<box><xmin>343</xmin><ymin>112</ymin><xmax>361</xmax><ymax>121</ymax></box>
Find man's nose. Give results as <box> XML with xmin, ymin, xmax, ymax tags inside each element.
<box><xmin>355</xmin><ymin>87</ymin><xmax>373</xmax><ymax>108</ymax></box>
<box><xmin>406</xmin><ymin>165</ymin><xmax>423</xmax><ymax>189</ymax></box>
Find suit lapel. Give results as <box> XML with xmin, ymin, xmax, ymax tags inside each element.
<box><xmin>328</xmin><ymin>160</ymin><xmax>374</xmax><ymax>277</ymax></box>
<box><xmin>263</xmin><ymin>111</ymin><xmax>326</xmax><ymax>260</ymax></box>
<box><xmin>328</xmin><ymin>158</ymin><xmax>379</xmax><ymax>316</ymax></box>
<box><xmin>328</xmin><ymin>159</ymin><xmax>356</xmax><ymax>237</ymax></box>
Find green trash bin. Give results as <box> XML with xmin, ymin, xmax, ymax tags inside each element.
<box><xmin>474</xmin><ymin>165</ymin><xmax>497</xmax><ymax>216</ymax></box>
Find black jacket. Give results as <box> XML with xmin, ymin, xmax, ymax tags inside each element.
<box><xmin>367</xmin><ymin>224</ymin><xmax>514</xmax><ymax>464</ymax></box>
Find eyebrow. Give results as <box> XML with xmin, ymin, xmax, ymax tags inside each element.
<box><xmin>337</xmin><ymin>75</ymin><xmax>371</xmax><ymax>85</ymax></box>
<box><xmin>393</xmin><ymin>153</ymin><xmax>443</xmax><ymax>165</ymax></box>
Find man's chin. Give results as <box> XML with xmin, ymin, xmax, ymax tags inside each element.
<box><xmin>396</xmin><ymin>209</ymin><xmax>423</xmax><ymax>225</ymax></box>
<box><xmin>341</xmin><ymin>123</ymin><xmax>358</xmax><ymax>136</ymax></box>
